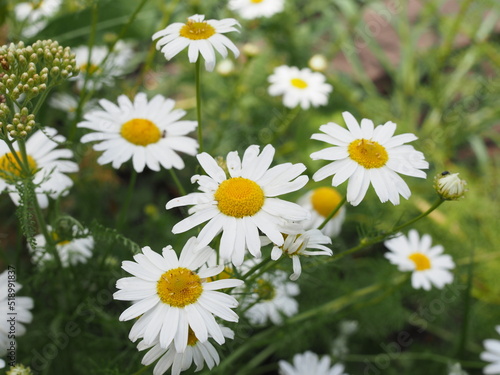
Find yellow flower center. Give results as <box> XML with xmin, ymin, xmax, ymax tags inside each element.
<box><xmin>348</xmin><ymin>139</ymin><xmax>388</xmax><ymax>169</ymax></box>
<box><xmin>0</xmin><ymin>152</ymin><xmax>37</xmax><ymax>182</ymax></box>
<box><xmin>290</xmin><ymin>78</ymin><xmax>308</xmax><ymax>89</ymax></box>
<box><xmin>180</xmin><ymin>20</ymin><xmax>216</xmax><ymax>40</ymax></box>
<box><xmin>187</xmin><ymin>327</ymin><xmax>198</xmax><ymax>346</ymax></box>
<box><xmin>214</xmin><ymin>177</ymin><xmax>265</xmax><ymax>218</ymax></box>
<box><xmin>310</xmin><ymin>187</ymin><xmax>342</xmax><ymax>218</ymax></box>
<box><xmin>157</xmin><ymin>267</ymin><xmax>203</xmax><ymax>308</ymax></box>
<box><xmin>254</xmin><ymin>279</ymin><xmax>275</xmax><ymax>301</ymax></box>
<box><xmin>80</xmin><ymin>63</ymin><xmax>101</xmax><ymax>75</ymax></box>
<box><xmin>120</xmin><ymin>118</ymin><xmax>162</xmax><ymax>146</ymax></box>
<box><xmin>250</xmin><ymin>0</ymin><xmax>264</xmax><ymax>3</ymax></box>
<box><xmin>408</xmin><ymin>253</ymin><xmax>431</xmax><ymax>271</ymax></box>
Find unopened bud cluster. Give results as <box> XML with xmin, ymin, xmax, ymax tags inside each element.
<box><xmin>4</xmin><ymin>107</ymin><xmax>36</xmax><ymax>138</ymax></box>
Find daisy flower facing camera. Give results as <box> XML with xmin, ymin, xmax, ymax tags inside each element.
<box><xmin>481</xmin><ymin>326</ymin><xmax>500</xmax><ymax>374</ymax></box>
<box><xmin>152</xmin><ymin>14</ymin><xmax>240</xmax><ymax>71</ymax></box>
<box><xmin>228</xmin><ymin>0</ymin><xmax>285</xmax><ymax>20</ymax></box>
<box><xmin>113</xmin><ymin>238</ymin><xmax>243</xmax><ymax>353</ymax></box>
<box><xmin>384</xmin><ymin>230</ymin><xmax>455</xmax><ymax>291</ymax></box>
<box><xmin>268</xmin><ymin>65</ymin><xmax>332</xmax><ymax>110</ymax></box>
<box><xmin>166</xmin><ymin>144</ymin><xmax>310</xmax><ymax>266</ymax></box>
<box><xmin>279</xmin><ymin>351</ymin><xmax>348</xmax><ymax>375</ymax></box>
<box><xmin>78</xmin><ymin>93</ymin><xmax>198</xmax><ymax>173</ymax></box>
<box><xmin>310</xmin><ymin>111</ymin><xmax>428</xmax><ymax>206</ymax></box>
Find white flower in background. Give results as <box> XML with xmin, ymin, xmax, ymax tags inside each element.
<box><xmin>0</xmin><ymin>358</ymin><xmax>4</xmax><ymax>368</ymax></box>
<box><xmin>49</xmin><ymin>92</ymin><xmax>97</xmax><ymax>120</ymax></box>
<box><xmin>332</xmin><ymin>320</ymin><xmax>358</xmax><ymax>359</ymax></box>
<box><xmin>216</xmin><ymin>58</ymin><xmax>235</xmax><ymax>76</ymax></box>
<box><xmin>310</xmin><ymin>111</ymin><xmax>428</xmax><ymax>206</ymax></box>
<box><xmin>0</xmin><ymin>128</ymin><xmax>78</xmax><ymax>208</ymax></box>
<box><xmin>153</xmin><ymin>14</ymin><xmax>240</xmax><ymax>72</ymax></box>
<box><xmin>228</xmin><ymin>0</ymin><xmax>285</xmax><ymax>20</ymax></box>
<box><xmin>263</xmin><ymin>224</ymin><xmax>332</xmax><ymax>281</ymax></box>
<box><xmin>138</xmin><ymin>325</ymin><xmax>234</xmax><ymax>375</ymax></box>
<box><xmin>78</xmin><ymin>93</ymin><xmax>198</xmax><ymax>172</ymax></box>
<box><xmin>481</xmin><ymin>326</ymin><xmax>500</xmax><ymax>374</ymax></box>
<box><xmin>0</xmin><ymin>271</ymin><xmax>34</xmax><ymax>355</ymax></box>
<box><xmin>166</xmin><ymin>144</ymin><xmax>309</xmax><ymax>266</ymax></box>
<box><xmin>268</xmin><ymin>65</ymin><xmax>332</xmax><ymax>110</ymax></box>
<box><xmin>309</xmin><ymin>54</ymin><xmax>328</xmax><ymax>72</ymax></box>
<box><xmin>28</xmin><ymin>226</ymin><xmax>94</xmax><ymax>267</ymax></box>
<box><xmin>434</xmin><ymin>172</ymin><xmax>467</xmax><ymax>200</ymax></box>
<box><xmin>113</xmin><ymin>238</ymin><xmax>243</xmax><ymax>353</ymax></box>
<box><xmin>297</xmin><ymin>187</ymin><xmax>346</xmax><ymax>237</ymax></box>
<box><xmin>279</xmin><ymin>351</ymin><xmax>348</xmax><ymax>375</ymax></box>
<box><xmin>384</xmin><ymin>230</ymin><xmax>455</xmax><ymax>291</ymax></box>
<box><xmin>448</xmin><ymin>362</ymin><xmax>468</xmax><ymax>375</ymax></box>
<box><xmin>14</xmin><ymin>0</ymin><xmax>61</xmax><ymax>37</ymax></box>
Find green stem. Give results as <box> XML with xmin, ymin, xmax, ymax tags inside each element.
<box><xmin>457</xmin><ymin>245</ymin><xmax>474</xmax><ymax>358</ymax></box>
<box><xmin>391</xmin><ymin>197</ymin><xmax>445</xmax><ymax>233</ymax></box>
<box><xmin>240</xmin><ymin>255</ymin><xmax>272</xmax><ymax>280</ymax></box>
<box><xmin>168</xmin><ymin>168</ymin><xmax>186</xmax><ymax>196</ymax></box>
<box><xmin>130</xmin><ymin>364</ymin><xmax>152</xmax><ymax>375</ymax></box>
<box><xmin>195</xmin><ymin>59</ymin><xmax>203</xmax><ymax>153</ymax></box>
<box><xmin>317</xmin><ymin>195</ymin><xmax>347</xmax><ymax>230</ymax></box>
<box><xmin>117</xmin><ymin>169</ymin><xmax>137</xmax><ymax>230</ymax></box>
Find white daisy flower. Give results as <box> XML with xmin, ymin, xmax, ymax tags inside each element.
<box><xmin>28</xmin><ymin>226</ymin><xmax>94</xmax><ymax>267</ymax></box>
<box><xmin>297</xmin><ymin>187</ymin><xmax>346</xmax><ymax>237</ymax></box>
<box><xmin>384</xmin><ymin>230</ymin><xmax>455</xmax><ymax>291</ymax></box>
<box><xmin>14</xmin><ymin>0</ymin><xmax>61</xmax><ymax>37</ymax></box>
<box><xmin>310</xmin><ymin>111</ymin><xmax>429</xmax><ymax>206</ymax></box>
<box><xmin>0</xmin><ymin>128</ymin><xmax>78</xmax><ymax>209</ymax></box>
<box><xmin>138</xmin><ymin>325</ymin><xmax>234</xmax><ymax>375</ymax></box>
<box><xmin>240</xmin><ymin>265</ymin><xmax>299</xmax><ymax>325</ymax></box>
<box><xmin>152</xmin><ymin>14</ymin><xmax>240</xmax><ymax>72</ymax></box>
<box><xmin>279</xmin><ymin>351</ymin><xmax>348</xmax><ymax>375</ymax></box>
<box><xmin>264</xmin><ymin>224</ymin><xmax>332</xmax><ymax>280</ymax></box>
<box><xmin>268</xmin><ymin>65</ymin><xmax>332</xmax><ymax>110</ymax></box>
<box><xmin>166</xmin><ymin>144</ymin><xmax>310</xmax><ymax>266</ymax></box>
<box><xmin>481</xmin><ymin>326</ymin><xmax>500</xmax><ymax>374</ymax></box>
<box><xmin>0</xmin><ymin>271</ymin><xmax>34</xmax><ymax>355</ymax></box>
<box><xmin>113</xmin><ymin>238</ymin><xmax>243</xmax><ymax>353</ymax></box>
<box><xmin>228</xmin><ymin>0</ymin><xmax>285</xmax><ymax>20</ymax></box>
<box><xmin>448</xmin><ymin>362</ymin><xmax>469</xmax><ymax>375</ymax></box>
<box><xmin>78</xmin><ymin>93</ymin><xmax>198</xmax><ymax>173</ymax></box>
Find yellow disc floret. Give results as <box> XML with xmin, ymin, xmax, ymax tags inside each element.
<box><xmin>254</xmin><ymin>279</ymin><xmax>276</xmax><ymax>301</ymax></box>
<box><xmin>251</xmin><ymin>0</ymin><xmax>264</xmax><ymax>3</ymax></box>
<box><xmin>408</xmin><ymin>253</ymin><xmax>431</xmax><ymax>271</ymax></box>
<box><xmin>348</xmin><ymin>139</ymin><xmax>388</xmax><ymax>169</ymax></box>
<box><xmin>180</xmin><ymin>20</ymin><xmax>216</xmax><ymax>40</ymax></box>
<box><xmin>290</xmin><ymin>78</ymin><xmax>308</xmax><ymax>89</ymax></box>
<box><xmin>157</xmin><ymin>267</ymin><xmax>203</xmax><ymax>307</ymax></box>
<box><xmin>0</xmin><ymin>152</ymin><xmax>37</xmax><ymax>182</ymax></box>
<box><xmin>187</xmin><ymin>327</ymin><xmax>198</xmax><ymax>347</ymax></box>
<box><xmin>310</xmin><ymin>187</ymin><xmax>342</xmax><ymax>218</ymax></box>
<box><xmin>214</xmin><ymin>177</ymin><xmax>265</xmax><ymax>218</ymax></box>
<box><xmin>120</xmin><ymin>118</ymin><xmax>162</xmax><ymax>146</ymax></box>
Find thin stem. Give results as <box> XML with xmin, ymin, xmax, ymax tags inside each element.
<box><xmin>117</xmin><ymin>169</ymin><xmax>137</xmax><ymax>230</ymax></box>
<box><xmin>391</xmin><ymin>197</ymin><xmax>445</xmax><ymax>234</ymax></box>
<box><xmin>240</xmin><ymin>255</ymin><xmax>272</xmax><ymax>280</ymax></box>
<box><xmin>168</xmin><ymin>168</ymin><xmax>186</xmax><ymax>196</ymax></box>
<box><xmin>317</xmin><ymin>195</ymin><xmax>347</xmax><ymax>230</ymax></box>
<box><xmin>457</xmin><ymin>246</ymin><xmax>474</xmax><ymax>358</ymax></box>
<box><xmin>130</xmin><ymin>364</ymin><xmax>152</xmax><ymax>375</ymax></box>
<box><xmin>195</xmin><ymin>59</ymin><xmax>203</xmax><ymax>153</ymax></box>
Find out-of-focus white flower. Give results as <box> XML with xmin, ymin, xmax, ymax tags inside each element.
<box><xmin>279</xmin><ymin>351</ymin><xmax>349</xmax><ymax>375</ymax></box>
<box><xmin>228</xmin><ymin>0</ymin><xmax>285</xmax><ymax>20</ymax></box>
<box><xmin>14</xmin><ymin>0</ymin><xmax>61</xmax><ymax>37</ymax></box>
<box><xmin>309</xmin><ymin>54</ymin><xmax>328</xmax><ymax>72</ymax></box>
<box><xmin>481</xmin><ymin>326</ymin><xmax>500</xmax><ymax>374</ymax></box>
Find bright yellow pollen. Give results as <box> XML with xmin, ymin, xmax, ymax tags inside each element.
<box><xmin>179</xmin><ymin>20</ymin><xmax>216</xmax><ymax>40</ymax></box>
<box><xmin>255</xmin><ymin>279</ymin><xmax>276</xmax><ymax>301</ymax></box>
<box><xmin>408</xmin><ymin>253</ymin><xmax>432</xmax><ymax>271</ymax></box>
<box><xmin>214</xmin><ymin>177</ymin><xmax>265</xmax><ymax>218</ymax></box>
<box><xmin>310</xmin><ymin>187</ymin><xmax>342</xmax><ymax>218</ymax></box>
<box><xmin>348</xmin><ymin>139</ymin><xmax>388</xmax><ymax>169</ymax></box>
<box><xmin>290</xmin><ymin>78</ymin><xmax>308</xmax><ymax>89</ymax></box>
<box><xmin>157</xmin><ymin>267</ymin><xmax>203</xmax><ymax>308</ymax></box>
<box><xmin>187</xmin><ymin>327</ymin><xmax>198</xmax><ymax>346</ymax></box>
<box><xmin>120</xmin><ymin>118</ymin><xmax>162</xmax><ymax>146</ymax></box>
<box><xmin>250</xmin><ymin>0</ymin><xmax>264</xmax><ymax>3</ymax></box>
<box><xmin>0</xmin><ymin>152</ymin><xmax>37</xmax><ymax>182</ymax></box>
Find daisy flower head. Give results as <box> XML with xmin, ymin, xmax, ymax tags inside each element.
<box><xmin>297</xmin><ymin>187</ymin><xmax>346</xmax><ymax>237</ymax></box>
<box><xmin>481</xmin><ymin>326</ymin><xmax>500</xmax><ymax>374</ymax></box>
<box><xmin>0</xmin><ymin>271</ymin><xmax>34</xmax><ymax>355</ymax></box>
<box><xmin>279</xmin><ymin>351</ymin><xmax>348</xmax><ymax>375</ymax></box>
<box><xmin>0</xmin><ymin>128</ymin><xmax>78</xmax><ymax>208</ymax></box>
<box><xmin>268</xmin><ymin>65</ymin><xmax>332</xmax><ymax>110</ymax></box>
<box><xmin>14</xmin><ymin>0</ymin><xmax>61</xmax><ymax>37</ymax></box>
<box><xmin>228</xmin><ymin>0</ymin><xmax>285</xmax><ymax>20</ymax></box>
<box><xmin>138</xmin><ymin>325</ymin><xmax>234</xmax><ymax>375</ymax></box>
<box><xmin>152</xmin><ymin>14</ymin><xmax>240</xmax><ymax>72</ymax></box>
<box><xmin>310</xmin><ymin>111</ymin><xmax>429</xmax><ymax>206</ymax></box>
<box><xmin>78</xmin><ymin>93</ymin><xmax>198</xmax><ymax>173</ymax></box>
<box><xmin>384</xmin><ymin>229</ymin><xmax>455</xmax><ymax>291</ymax></box>
<box><xmin>113</xmin><ymin>238</ymin><xmax>243</xmax><ymax>353</ymax></box>
<box><xmin>28</xmin><ymin>226</ymin><xmax>94</xmax><ymax>267</ymax></box>
<box><xmin>166</xmin><ymin>144</ymin><xmax>310</xmax><ymax>266</ymax></box>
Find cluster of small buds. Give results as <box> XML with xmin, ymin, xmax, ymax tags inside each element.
<box><xmin>434</xmin><ymin>171</ymin><xmax>467</xmax><ymax>200</ymax></box>
<box><xmin>6</xmin><ymin>107</ymin><xmax>36</xmax><ymax>138</ymax></box>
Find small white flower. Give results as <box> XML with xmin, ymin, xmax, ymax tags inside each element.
<box><xmin>166</xmin><ymin>144</ymin><xmax>309</xmax><ymax>266</ymax></box>
<box><xmin>297</xmin><ymin>187</ymin><xmax>346</xmax><ymax>237</ymax></box>
<box><xmin>384</xmin><ymin>230</ymin><xmax>455</xmax><ymax>290</ymax></box>
<box><xmin>434</xmin><ymin>172</ymin><xmax>467</xmax><ymax>200</ymax></box>
<box><xmin>152</xmin><ymin>14</ymin><xmax>240</xmax><ymax>71</ymax></box>
<box><xmin>310</xmin><ymin>111</ymin><xmax>429</xmax><ymax>206</ymax></box>
<box><xmin>279</xmin><ymin>351</ymin><xmax>349</xmax><ymax>375</ymax></box>
<box><xmin>228</xmin><ymin>0</ymin><xmax>285</xmax><ymax>20</ymax></box>
<box><xmin>0</xmin><ymin>358</ymin><xmax>4</xmax><ymax>368</ymax></box>
<box><xmin>448</xmin><ymin>362</ymin><xmax>468</xmax><ymax>375</ymax></box>
<box><xmin>138</xmin><ymin>325</ymin><xmax>234</xmax><ymax>375</ymax></box>
<box><xmin>0</xmin><ymin>128</ymin><xmax>78</xmax><ymax>208</ymax></box>
<box><xmin>78</xmin><ymin>93</ymin><xmax>198</xmax><ymax>172</ymax></box>
<box><xmin>268</xmin><ymin>65</ymin><xmax>332</xmax><ymax>110</ymax></box>
<box><xmin>481</xmin><ymin>326</ymin><xmax>500</xmax><ymax>374</ymax></box>
<box><xmin>309</xmin><ymin>54</ymin><xmax>328</xmax><ymax>72</ymax></box>
<box><xmin>216</xmin><ymin>58</ymin><xmax>235</xmax><ymax>76</ymax></box>
<box><xmin>113</xmin><ymin>238</ymin><xmax>243</xmax><ymax>353</ymax></box>
<box><xmin>14</xmin><ymin>0</ymin><xmax>61</xmax><ymax>37</ymax></box>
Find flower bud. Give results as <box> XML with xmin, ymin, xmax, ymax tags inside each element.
<box><xmin>434</xmin><ymin>171</ymin><xmax>467</xmax><ymax>200</ymax></box>
<box><xmin>308</xmin><ymin>54</ymin><xmax>328</xmax><ymax>72</ymax></box>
